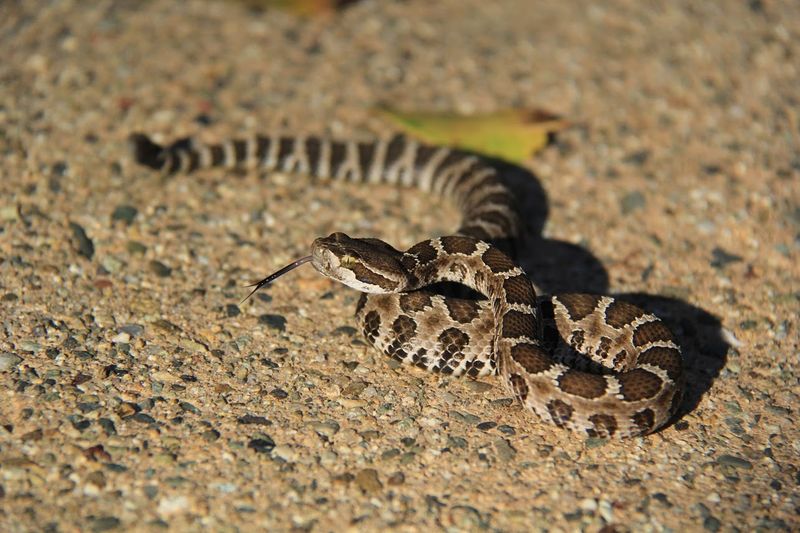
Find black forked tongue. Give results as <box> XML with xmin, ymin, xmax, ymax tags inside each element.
<box><xmin>241</xmin><ymin>256</ymin><xmax>313</xmax><ymax>304</ymax></box>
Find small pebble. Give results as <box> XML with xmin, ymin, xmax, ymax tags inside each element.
<box><xmin>494</xmin><ymin>438</ymin><xmax>516</xmax><ymax>462</ymax></box>
<box><xmin>398</xmin><ymin>452</ymin><xmax>415</xmax><ymax>465</ymax></box>
<box><xmin>620</xmin><ymin>191</ymin><xmax>646</xmax><ymax>214</ymax></box>
<box><xmin>716</xmin><ymin>454</ymin><xmax>752</xmax><ymax>469</ymax></box>
<box><xmin>51</xmin><ymin>161</ymin><xmax>69</xmax><ymax>176</ymax></box>
<box><xmin>194</xmin><ymin>113</ymin><xmax>213</xmax><ymax>125</ymax></box>
<box><xmin>120</xmin><ymin>324</ymin><xmax>145</xmax><ymax>336</ymax></box>
<box><xmin>464</xmin><ymin>381</ymin><xmax>493</xmax><ymax>393</ymax></box>
<box><xmin>179</xmin><ymin>401</ymin><xmax>200</xmax><ymax>414</ymax></box>
<box><xmin>19</xmin><ymin>340</ymin><xmax>40</xmax><ymax>353</ymax></box>
<box><xmin>490</xmin><ymin>398</ymin><xmax>514</xmax><ymax>407</ymax></box>
<box><xmin>78</xmin><ymin>402</ymin><xmax>100</xmax><ymax>413</ymax></box>
<box><xmin>585</xmin><ymin>437</ymin><xmax>609</xmax><ymax>448</ymax></box>
<box><xmin>387</xmin><ymin>471</ymin><xmax>405</xmax><ymax>485</ymax></box>
<box><xmin>354</xmin><ymin>468</ymin><xmax>382</xmax><ymax>494</ymax></box>
<box><xmin>270</xmin><ymin>388</ymin><xmax>288</xmax><ymax>399</ymax></box>
<box><xmin>157</xmin><ymin>495</ymin><xmax>189</xmax><ymax>516</ymax></box>
<box><xmin>202</xmin><ymin>429</ymin><xmax>220</xmax><ymax>442</ymax></box>
<box><xmin>331</xmin><ymin>473</ymin><xmax>354</xmax><ymax>486</ymax></box>
<box><xmin>331</xmin><ymin>325</ymin><xmax>358</xmax><ymax>336</ymax></box>
<box><xmin>312</xmin><ymin>421</ymin><xmax>340</xmax><ymax>438</ymax></box>
<box><xmin>623</xmin><ymin>149</ymin><xmax>650</xmax><ymax>165</ymax></box>
<box><xmin>86</xmin><ymin>470</ymin><xmax>106</xmax><ymax>488</ymax></box>
<box><xmin>360</xmin><ymin>430</ymin><xmax>379</xmax><ymax>441</ymax></box>
<box><xmin>149</xmin><ymin>260</ymin><xmax>172</xmax><ymax>277</ymax></box>
<box><xmin>261</xmin><ymin>358</ymin><xmax>279</xmax><ymax>369</ymax></box>
<box><xmin>450</xmin><ymin>410</ymin><xmax>480</xmax><ymax>424</ymax></box>
<box><xmin>110</xmin><ymin>332</ymin><xmax>130</xmax><ymax>344</ymax></box>
<box><xmin>381</xmin><ymin>449</ymin><xmax>400</xmax><ymax>461</ymax></box>
<box><xmin>449</xmin><ymin>506</ymin><xmax>486</xmax><ymax>529</ymax></box>
<box><xmin>72</xmin><ymin>373</ymin><xmax>92</xmax><ymax>386</ymax></box>
<box><xmin>126</xmin><ymin>240</ymin><xmax>147</xmax><ymax>255</ymax></box>
<box><xmin>652</xmin><ymin>492</ymin><xmax>672</xmax><ymax>507</ymax></box>
<box><xmin>98</xmin><ymin>418</ymin><xmax>116</xmax><ymax>435</ymax></box>
<box><xmin>579</xmin><ymin>498</ymin><xmax>597</xmax><ymax>512</ymax></box>
<box><xmin>343</xmin><ymin>380</ymin><xmax>367</xmax><ymax>397</ymax></box>
<box><xmin>69</xmin><ymin>221</ymin><xmax>94</xmax><ymax>259</ymax></box>
<box><xmin>212</xmin><ymin>482</ymin><xmax>238</xmax><ymax>494</ymax></box>
<box><xmin>111</xmin><ymin>204</ymin><xmax>138</xmax><ymax>225</ymax></box>
<box><xmin>597</xmin><ymin>500</ymin><xmax>613</xmax><ymax>523</ymax></box>
<box><xmin>447</xmin><ymin>436</ymin><xmax>468</xmax><ymax>449</ymax></box>
<box><xmin>318</xmin><ymin>451</ymin><xmax>338</xmax><ymax>467</ymax></box>
<box><xmin>271</xmin><ymin>444</ymin><xmax>298</xmax><ymax>462</ymax></box>
<box><xmin>0</xmin><ymin>204</ymin><xmax>19</xmax><ymax>221</ymax></box>
<box><xmin>248</xmin><ymin>437</ymin><xmax>276</xmax><ymax>454</ymax></box>
<box><xmin>90</xmin><ymin>516</ymin><xmax>120</xmax><ymax>532</ymax></box>
<box><xmin>71</xmin><ymin>418</ymin><xmax>91</xmax><ymax>431</ymax></box>
<box><xmin>703</xmin><ymin>515</ymin><xmax>722</xmax><ymax>532</ymax></box>
<box><xmin>238</xmin><ymin>414</ymin><xmax>272</xmax><ymax>426</ymax></box>
<box><xmin>258</xmin><ymin>314</ymin><xmax>286</xmax><ymax>331</ymax></box>
<box><xmin>22</xmin><ymin>428</ymin><xmax>43</xmax><ymax>441</ymax></box>
<box><xmin>0</xmin><ymin>352</ymin><xmax>22</xmax><ymax>371</ymax></box>
<box><xmin>132</xmin><ymin>413</ymin><xmax>156</xmax><ymax>424</ymax></box>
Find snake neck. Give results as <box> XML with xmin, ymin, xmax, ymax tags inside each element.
<box><xmin>400</xmin><ymin>237</ymin><xmax>542</xmax><ymax>349</ymax></box>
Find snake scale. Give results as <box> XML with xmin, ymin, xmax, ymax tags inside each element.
<box><xmin>130</xmin><ymin>132</ymin><xmax>684</xmax><ymax>438</ymax></box>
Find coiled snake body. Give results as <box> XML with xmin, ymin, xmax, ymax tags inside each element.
<box><xmin>131</xmin><ymin>132</ymin><xmax>683</xmax><ymax>438</ymax></box>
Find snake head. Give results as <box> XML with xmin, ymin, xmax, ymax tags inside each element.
<box><xmin>311</xmin><ymin>232</ymin><xmax>408</xmax><ymax>293</ymax></box>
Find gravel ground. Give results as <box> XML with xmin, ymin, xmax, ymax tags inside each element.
<box><xmin>1</xmin><ymin>0</ymin><xmax>798</xmax><ymax>531</ymax></box>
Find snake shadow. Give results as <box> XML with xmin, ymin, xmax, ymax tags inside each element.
<box><xmin>490</xmin><ymin>158</ymin><xmax>729</xmax><ymax>423</ymax></box>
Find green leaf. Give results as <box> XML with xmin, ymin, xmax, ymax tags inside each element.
<box><xmin>375</xmin><ymin>107</ymin><xmax>567</xmax><ymax>164</ymax></box>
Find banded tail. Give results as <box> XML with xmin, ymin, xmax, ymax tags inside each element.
<box><xmin>128</xmin><ymin>132</ymin><xmax>520</xmax><ymax>243</ymax></box>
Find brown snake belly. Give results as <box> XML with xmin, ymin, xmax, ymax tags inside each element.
<box><xmin>130</xmin><ymin>132</ymin><xmax>684</xmax><ymax>438</ymax></box>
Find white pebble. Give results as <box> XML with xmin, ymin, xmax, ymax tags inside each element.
<box><xmin>157</xmin><ymin>496</ymin><xmax>189</xmax><ymax>515</ymax></box>
<box><xmin>0</xmin><ymin>353</ymin><xmax>22</xmax><ymax>371</ymax></box>
<box><xmin>579</xmin><ymin>498</ymin><xmax>597</xmax><ymax>512</ymax></box>
<box><xmin>111</xmin><ymin>332</ymin><xmax>131</xmax><ymax>344</ymax></box>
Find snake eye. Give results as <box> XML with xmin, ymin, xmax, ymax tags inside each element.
<box><xmin>339</xmin><ymin>255</ymin><xmax>358</xmax><ymax>268</ymax></box>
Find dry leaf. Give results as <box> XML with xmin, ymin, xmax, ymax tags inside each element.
<box><xmin>375</xmin><ymin>107</ymin><xmax>568</xmax><ymax>164</ymax></box>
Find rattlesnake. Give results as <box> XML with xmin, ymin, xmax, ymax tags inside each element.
<box><xmin>130</xmin><ymin>132</ymin><xmax>683</xmax><ymax>438</ymax></box>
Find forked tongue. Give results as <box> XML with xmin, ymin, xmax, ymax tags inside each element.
<box><xmin>241</xmin><ymin>256</ymin><xmax>313</xmax><ymax>304</ymax></box>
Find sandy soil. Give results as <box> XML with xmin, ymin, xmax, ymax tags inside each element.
<box><xmin>1</xmin><ymin>1</ymin><xmax>798</xmax><ymax>531</ymax></box>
